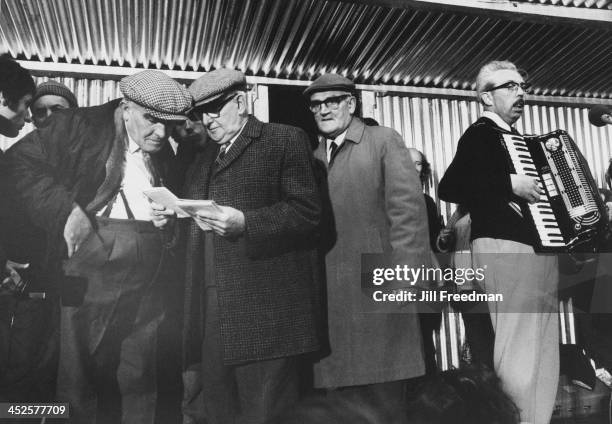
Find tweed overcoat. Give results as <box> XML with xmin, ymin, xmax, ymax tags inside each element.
<box><xmin>312</xmin><ymin>117</ymin><xmax>430</xmax><ymax>388</ymax></box>
<box><xmin>182</xmin><ymin>116</ymin><xmax>323</xmax><ymax>366</ymax></box>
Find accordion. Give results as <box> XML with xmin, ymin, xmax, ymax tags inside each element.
<box><xmin>500</xmin><ymin>129</ymin><xmax>608</xmax><ymax>253</ymax></box>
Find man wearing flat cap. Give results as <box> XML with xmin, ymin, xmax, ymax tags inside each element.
<box><xmin>7</xmin><ymin>70</ymin><xmax>192</xmax><ymax>423</ymax></box>
<box><xmin>305</xmin><ymin>73</ymin><xmax>430</xmax><ymax>402</ymax></box>
<box><xmin>160</xmin><ymin>68</ymin><xmax>322</xmax><ymax>424</ymax></box>
<box><xmin>30</xmin><ymin>80</ymin><xmax>78</xmax><ymax>128</ymax></box>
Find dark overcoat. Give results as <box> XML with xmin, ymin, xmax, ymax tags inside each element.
<box><xmin>5</xmin><ymin>100</ymin><xmax>175</xmax><ymax>349</ymax></box>
<box><xmin>312</xmin><ymin>117</ymin><xmax>430</xmax><ymax>388</ymax></box>
<box><xmin>182</xmin><ymin>116</ymin><xmax>323</xmax><ymax>366</ymax></box>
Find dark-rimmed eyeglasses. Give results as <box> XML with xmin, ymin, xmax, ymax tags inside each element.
<box><xmin>308</xmin><ymin>94</ymin><xmax>352</xmax><ymax>113</ymax></box>
<box><xmin>487</xmin><ymin>81</ymin><xmax>532</xmax><ymax>94</ymax></box>
<box><xmin>192</xmin><ymin>93</ymin><xmax>239</xmax><ymax>119</ymax></box>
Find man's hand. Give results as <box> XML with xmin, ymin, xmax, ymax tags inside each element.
<box><xmin>150</xmin><ymin>202</ymin><xmax>176</xmax><ymax>229</ymax></box>
<box><xmin>2</xmin><ymin>260</ymin><xmax>29</xmax><ymax>290</ymax></box>
<box><xmin>64</xmin><ymin>204</ymin><xmax>94</xmax><ymax>257</ymax></box>
<box><xmin>196</xmin><ymin>205</ymin><xmax>245</xmax><ymax>238</ymax></box>
<box><xmin>511</xmin><ymin>174</ymin><xmax>541</xmax><ymax>204</ymax></box>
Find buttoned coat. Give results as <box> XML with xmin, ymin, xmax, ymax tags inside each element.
<box><xmin>312</xmin><ymin>117</ymin><xmax>430</xmax><ymax>388</ymax></box>
<box><xmin>182</xmin><ymin>116</ymin><xmax>323</xmax><ymax>366</ymax></box>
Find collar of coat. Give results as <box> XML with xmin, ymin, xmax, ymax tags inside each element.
<box><xmin>211</xmin><ymin>115</ymin><xmax>262</xmax><ymax>175</ymax></box>
<box><xmin>318</xmin><ymin>116</ymin><xmax>365</xmax><ymax>147</ymax></box>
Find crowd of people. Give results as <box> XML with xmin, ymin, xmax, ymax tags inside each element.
<box><xmin>1</xmin><ymin>53</ymin><xmax>611</xmax><ymax>424</ymax></box>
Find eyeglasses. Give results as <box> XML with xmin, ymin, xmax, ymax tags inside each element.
<box><xmin>308</xmin><ymin>94</ymin><xmax>352</xmax><ymax>113</ymax></box>
<box><xmin>487</xmin><ymin>81</ymin><xmax>532</xmax><ymax>94</ymax></box>
<box><xmin>193</xmin><ymin>93</ymin><xmax>239</xmax><ymax>119</ymax></box>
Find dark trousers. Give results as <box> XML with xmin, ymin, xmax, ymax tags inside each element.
<box><xmin>185</xmin><ymin>286</ymin><xmax>299</xmax><ymax>424</ymax></box>
<box><xmin>57</xmin><ymin>218</ymin><xmax>163</xmax><ymax>424</ymax></box>
<box><xmin>0</xmin><ymin>294</ymin><xmax>58</xmax><ymax>402</ymax></box>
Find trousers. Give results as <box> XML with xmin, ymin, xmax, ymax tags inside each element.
<box><xmin>57</xmin><ymin>218</ymin><xmax>164</xmax><ymax>424</ymax></box>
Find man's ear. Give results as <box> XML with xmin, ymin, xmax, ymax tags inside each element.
<box><xmin>236</xmin><ymin>92</ymin><xmax>248</xmax><ymax>114</ymax></box>
<box><xmin>120</xmin><ymin>99</ymin><xmax>131</xmax><ymax>121</ymax></box>
<box><xmin>480</xmin><ymin>91</ymin><xmax>493</xmax><ymax>107</ymax></box>
<box><xmin>348</xmin><ymin>96</ymin><xmax>357</xmax><ymax>115</ymax></box>
<box><xmin>0</xmin><ymin>91</ymin><xmax>7</xmax><ymax>107</ymax></box>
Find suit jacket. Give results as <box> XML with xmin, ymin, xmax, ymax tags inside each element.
<box><xmin>312</xmin><ymin>117</ymin><xmax>430</xmax><ymax>387</ymax></box>
<box><xmin>182</xmin><ymin>116</ymin><xmax>323</xmax><ymax>366</ymax></box>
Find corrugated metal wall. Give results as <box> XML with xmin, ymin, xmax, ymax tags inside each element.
<box><xmin>373</xmin><ymin>93</ymin><xmax>612</xmax><ymax>221</ymax></box>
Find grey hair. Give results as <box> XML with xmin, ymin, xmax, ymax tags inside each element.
<box><xmin>475</xmin><ymin>60</ymin><xmax>519</xmax><ymax>100</ymax></box>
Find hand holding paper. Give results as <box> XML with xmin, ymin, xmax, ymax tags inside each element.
<box><xmin>196</xmin><ymin>205</ymin><xmax>245</xmax><ymax>237</ymax></box>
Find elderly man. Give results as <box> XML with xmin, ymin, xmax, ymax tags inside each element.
<box><xmin>30</xmin><ymin>80</ymin><xmax>78</xmax><ymax>128</ymax></box>
<box><xmin>438</xmin><ymin>60</ymin><xmax>558</xmax><ymax>424</ymax></box>
<box><xmin>163</xmin><ymin>69</ymin><xmax>322</xmax><ymax>424</ymax></box>
<box><xmin>304</xmin><ymin>74</ymin><xmax>430</xmax><ymax>403</ymax></box>
<box><xmin>7</xmin><ymin>70</ymin><xmax>192</xmax><ymax>423</ymax></box>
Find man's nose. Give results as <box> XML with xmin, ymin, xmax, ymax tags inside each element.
<box><xmin>155</xmin><ymin>123</ymin><xmax>167</xmax><ymax>139</ymax></box>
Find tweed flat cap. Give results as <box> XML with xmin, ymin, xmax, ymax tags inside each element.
<box><xmin>32</xmin><ymin>80</ymin><xmax>78</xmax><ymax>108</ymax></box>
<box><xmin>189</xmin><ymin>69</ymin><xmax>248</xmax><ymax>107</ymax></box>
<box><xmin>303</xmin><ymin>73</ymin><xmax>356</xmax><ymax>97</ymax></box>
<box><xmin>588</xmin><ymin>105</ymin><xmax>612</xmax><ymax>127</ymax></box>
<box><xmin>119</xmin><ymin>70</ymin><xmax>192</xmax><ymax>121</ymax></box>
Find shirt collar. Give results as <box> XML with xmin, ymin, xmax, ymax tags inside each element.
<box><xmin>127</xmin><ymin>133</ymin><xmax>141</xmax><ymax>154</ymax></box>
<box><xmin>223</xmin><ymin>120</ymin><xmax>248</xmax><ymax>151</ymax></box>
<box><xmin>482</xmin><ymin>111</ymin><xmax>514</xmax><ymax>132</ymax></box>
<box><xmin>326</xmin><ymin>129</ymin><xmax>348</xmax><ymax>151</ymax></box>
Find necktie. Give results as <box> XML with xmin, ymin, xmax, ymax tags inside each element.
<box><xmin>215</xmin><ymin>142</ymin><xmax>229</xmax><ymax>166</ymax></box>
<box><xmin>329</xmin><ymin>141</ymin><xmax>339</xmax><ymax>163</ymax></box>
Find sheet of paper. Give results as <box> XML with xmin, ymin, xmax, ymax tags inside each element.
<box><xmin>175</xmin><ymin>199</ymin><xmax>223</xmax><ymax>232</ymax></box>
<box><xmin>142</xmin><ymin>187</ymin><xmax>190</xmax><ymax>218</ymax></box>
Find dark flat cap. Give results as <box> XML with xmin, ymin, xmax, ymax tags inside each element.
<box><xmin>588</xmin><ymin>105</ymin><xmax>612</xmax><ymax>127</ymax></box>
<box><xmin>119</xmin><ymin>70</ymin><xmax>192</xmax><ymax>121</ymax></box>
<box><xmin>303</xmin><ymin>73</ymin><xmax>355</xmax><ymax>97</ymax></box>
<box><xmin>32</xmin><ymin>80</ymin><xmax>78</xmax><ymax>108</ymax></box>
<box><xmin>189</xmin><ymin>69</ymin><xmax>248</xmax><ymax>108</ymax></box>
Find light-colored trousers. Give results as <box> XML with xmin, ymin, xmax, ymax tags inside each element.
<box><xmin>472</xmin><ymin>238</ymin><xmax>559</xmax><ymax>424</ymax></box>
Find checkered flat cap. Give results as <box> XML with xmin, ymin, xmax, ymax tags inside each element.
<box><xmin>303</xmin><ymin>73</ymin><xmax>355</xmax><ymax>97</ymax></box>
<box><xmin>119</xmin><ymin>70</ymin><xmax>192</xmax><ymax>121</ymax></box>
<box><xmin>189</xmin><ymin>69</ymin><xmax>247</xmax><ymax>107</ymax></box>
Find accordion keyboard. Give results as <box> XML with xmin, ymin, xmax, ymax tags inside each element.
<box><xmin>502</xmin><ymin>134</ymin><xmax>565</xmax><ymax>248</ymax></box>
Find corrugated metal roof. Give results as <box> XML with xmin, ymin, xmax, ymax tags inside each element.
<box><xmin>1</xmin><ymin>0</ymin><xmax>611</xmax><ymax>98</ymax></box>
<box><xmin>515</xmin><ymin>0</ymin><xmax>612</xmax><ymax>9</ymax></box>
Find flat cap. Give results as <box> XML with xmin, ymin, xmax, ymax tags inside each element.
<box><xmin>32</xmin><ymin>80</ymin><xmax>78</xmax><ymax>108</ymax></box>
<box><xmin>303</xmin><ymin>73</ymin><xmax>355</xmax><ymax>97</ymax></box>
<box><xmin>588</xmin><ymin>105</ymin><xmax>612</xmax><ymax>127</ymax></box>
<box><xmin>119</xmin><ymin>70</ymin><xmax>192</xmax><ymax>121</ymax></box>
<box><xmin>189</xmin><ymin>69</ymin><xmax>248</xmax><ymax>108</ymax></box>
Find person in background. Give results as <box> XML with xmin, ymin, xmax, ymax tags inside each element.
<box><xmin>407</xmin><ymin>147</ymin><xmax>444</xmax><ymax>375</ymax></box>
<box><xmin>588</xmin><ymin>105</ymin><xmax>612</xmax><ymax>128</ymax></box>
<box><xmin>7</xmin><ymin>70</ymin><xmax>192</xmax><ymax>424</ymax></box>
<box><xmin>30</xmin><ymin>80</ymin><xmax>78</xmax><ymax>128</ymax></box>
<box><xmin>305</xmin><ymin>73</ymin><xmax>430</xmax><ymax>408</ymax></box>
<box><xmin>406</xmin><ymin>365</ymin><xmax>520</xmax><ymax>424</ymax></box>
<box><xmin>438</xmin><ymin>60</ymin><xmax>558</xmax><ymax>424</ymax></box>
<box><xmin>0</xmin><ymin>54</ymin><xmax>38</xmax><ymax>406</ymax></box>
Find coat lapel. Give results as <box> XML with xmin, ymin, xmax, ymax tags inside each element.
<box><xmin>211</xmin><ymin>116</ymin><xmax>261</xmax><ymax>177</ymax></box>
